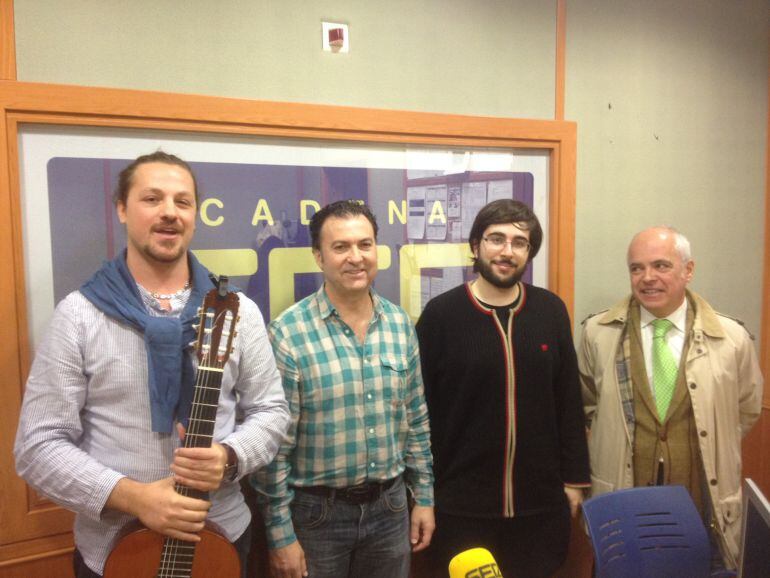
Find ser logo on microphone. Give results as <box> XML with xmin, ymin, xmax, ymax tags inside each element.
<box><xmin>450</xmin><ymin>547</ymin><xmax>503</xmax><ymax>578</ymax></box>
<box><xmin>464</xmin><ymin>563</ymin><xmax>502</xmax><ymax>578</ymax></box>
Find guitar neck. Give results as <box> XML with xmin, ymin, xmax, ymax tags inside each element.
<box><xmin>172</xmin><ymin>365</ymin><xmax>224</xmax><ymax>498</ymax></box>
<box><xmin>159</xmin><ymin>366</ymin><xmax>224</xmax><ymax>577</ymax></box>
<box><xmin>183</xmin><ymin>365</ymin><xmax>224</xmax><ymax>451</ymax></box>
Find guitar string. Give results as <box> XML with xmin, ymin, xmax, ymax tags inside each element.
<box><xmin>161</xmin><ymin>363</ymin><xmax>207</xmax><ymax>575</ymax></box>
<box><xmin>160</xmin><ymin>346</ymin><xmax>212</xmax><ymax>576</ymax></box>
<box><xmin>160</xmin><ymin>309</ymin><xmax>214</xmax><ymax>577</ymax></box>
<box><xmin>169</xmin><ymin>330</ymin><xmax>213</xmax><ymax>571</ymax></box>
<box><xmin>160</xmin><ymin>306</ymin><xmax>231</xmax><ymax>577</ymax></box>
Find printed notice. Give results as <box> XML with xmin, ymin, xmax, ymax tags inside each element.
<box><xmin>461</xmin><ymin>181</ymin><xmax>487</xmax><ymax>238</ymax></box>
<box><xmin>407</xmin><ymin>186</ymin><xmax>426</xmax><ymax>239</ymax></box>
<box><xmin>488</xmin><ymin>179</ymin><xmax>513</xmax><ymax>202</ymax></box>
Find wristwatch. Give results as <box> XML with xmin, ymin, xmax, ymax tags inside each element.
<box><xmin>222</xmin><ymin>444</ymin><xmax>238</xmax><ymax>482</ymax></box>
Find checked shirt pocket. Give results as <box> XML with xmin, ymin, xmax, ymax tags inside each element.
<box><xmin>380</xmin><ymin>355</ymin><xmax>409</xmax><ymax>447</ymax></box>
<box><xmin>380</xmin><ymin>354</ymin><xmax>407</xmax><ymax>402</ymax></box>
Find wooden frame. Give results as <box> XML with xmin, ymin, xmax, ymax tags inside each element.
<box><xmin>0</xmin><ymin>80</ymin><xmax>576</xmax><ymax>566</ymax></box>
<box><xmin>0</xmin><ymin>0</ymin><xmax>15</xmax><ymax>81</ymax></box>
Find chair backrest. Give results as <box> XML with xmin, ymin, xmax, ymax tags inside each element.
<box><xmin>582</xmin><ymin>485</ymin><xmax>711</xmax><ymax>578</ymax></box>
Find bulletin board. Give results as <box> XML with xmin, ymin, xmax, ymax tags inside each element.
<box><xmin>19</xmin><ymin>126</ymin><xmax>549</xmax><ymax>347</ymax></box>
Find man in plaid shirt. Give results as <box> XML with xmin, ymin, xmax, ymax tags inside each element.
<box><xmin>252</xmin><ymin>200</ymin><xmax>435</xmax><ymax>578</ymax></box>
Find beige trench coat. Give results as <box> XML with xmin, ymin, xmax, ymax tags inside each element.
<box><xmin>579</xmin><ymin>291</ymin><xmax>763</xmax><ymax>568</ymax></box>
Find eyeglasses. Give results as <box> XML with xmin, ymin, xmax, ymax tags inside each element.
<box><xmin>482</xmin><ymin>235</ymin><xmax>531</xmax><ymax>253</ymax></box>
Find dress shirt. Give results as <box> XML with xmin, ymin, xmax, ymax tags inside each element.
<box><xmin>640</xmin><ymin>299</ymin><xmax>688</xmax><ymax>399</ymax></box>
<box><xmin>14</xmin><ymin>288</ymin><xmax>289</xmax><ymax>574</ymax></box>
<box><xmin>253</xmin><ymin>286</ymin><xmax>434</xmax><ymax>549</ymax></box>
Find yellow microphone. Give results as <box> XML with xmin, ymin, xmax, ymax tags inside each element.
<box><xmin>448</xmin><ymin>547</ymin><xmax>503</xmax><ymax>578</ymax></box>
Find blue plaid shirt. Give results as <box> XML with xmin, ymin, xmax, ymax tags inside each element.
<box><xmin>252</xmin><ymin>286</ymin><xmax>434</xmax><ymax>549</ymax></box>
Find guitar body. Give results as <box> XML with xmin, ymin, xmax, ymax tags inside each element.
<box><xmin>103</xmin><ymin>525</ymin><xmax>241</xmax><ymax>578</ymax></box>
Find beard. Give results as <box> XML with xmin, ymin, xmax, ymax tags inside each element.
<box><xmin>476</xmin><ymin>256</ymin><xmax>526</xmax><ymax>289</ymax></box>
<box><xmin>139</xmin><ymin>238</ymin><xmax>188</xmax><ymax>264</ymax></box>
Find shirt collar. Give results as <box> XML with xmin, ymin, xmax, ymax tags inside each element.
<box><xmin>315</xmin><ymin>284</ymin><xmax>383</xmax><ymax>320</ymax></box>
<box><xmin>640</xmin><ymin>297</ymin><xmax>687</xmax><ymax>333</ymax></box>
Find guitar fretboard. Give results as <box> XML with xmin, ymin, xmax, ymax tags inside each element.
<box><xmin>157</xmin><ymin>364</ymin><xmax>226</xmax><ymax>577</ymax></box>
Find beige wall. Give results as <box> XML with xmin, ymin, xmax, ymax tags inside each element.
<box><xmin>14</xmin><ymin>0</ymin><xmax>556</xmax><ymax>118</ymax></box>
<box><xmin>567</xmin><ymin>0</ymin><xmax>768</xmax><ymax>336</ymax></box>
<box><xmin>14</xmin><ymin>0</ymin><xmax>769</xmax><ymax>335</ymax></box>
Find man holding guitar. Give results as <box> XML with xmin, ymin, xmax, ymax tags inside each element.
<box><xmin>15</xmin><ymin>152</ymin><xmax>290</xmax><ymax>577</ymax></box>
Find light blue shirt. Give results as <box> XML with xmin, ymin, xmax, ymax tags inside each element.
<box><xmin>14</xmin><ymin>288</ymin><xmax>289</xmax><ymax>574</ymax></box>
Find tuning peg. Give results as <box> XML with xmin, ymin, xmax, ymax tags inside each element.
<box><xmin>233</xmin><ymin>330</ymin><xmax>238</xmax><ymax>338</ymax></box>
<box><xmin>192</xmin><ymin>323</ymin><xmax>200</xmax><ymax>330</ymax></box>
<box><xmin>188</xmin><ymin>341</ymin><xmax>197</xmax><ymax>348</ymax></box>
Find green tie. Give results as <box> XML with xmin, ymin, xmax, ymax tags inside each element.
<box><xmin>652</xmin><ymin>318</ymin><xmax>677</xmax><ymax>421</ymax></box>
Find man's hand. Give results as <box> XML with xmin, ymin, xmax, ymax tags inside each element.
<box><xmin>107</xmin><ymin>477</ymin><xmax>211</xmax><ymax>542</ymax></box>
<box><xmin>564</xmin><ymin>485</ymin><xmax>584</xmax><ymax>518</ymax></box>
<box><xmin>410</xmin><ymin>505</ymin><xmax>435</xmax><ymax>552</ymax></box>
<box><xmin>171</xmin><ymin>443</ymin><xmax>229</xmax><ymax>491</ymax></box>
<box><xmin>268</xmin><ymin>541</ymin><xmax>308</xmax><ymax>578</ymax></box>
<box><xmin>172</xmin><ymin>423</ymin><xmax>229</xmax><ymax>491</ymax></box>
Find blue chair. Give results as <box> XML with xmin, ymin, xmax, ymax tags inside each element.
<box><xmin>582</xmin><ymin>485</ymin><xmax>715</xmax><ymax>578</ymax></box>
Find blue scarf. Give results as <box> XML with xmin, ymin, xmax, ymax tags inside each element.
<box><xmin>80</xmin><ymin>250</ymin><xmax>215</xmax><ymax>433</ymax></box>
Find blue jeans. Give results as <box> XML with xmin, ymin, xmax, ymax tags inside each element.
<box><xmin>292</xmin><ymin>476</ymin><xmax>411</xmax><ymax>578</ymax></box>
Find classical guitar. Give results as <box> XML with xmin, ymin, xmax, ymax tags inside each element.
<box><xmin>104</xmin><ymin>281</ymin><xmax>242</xmax><ymax>578</ymax></box>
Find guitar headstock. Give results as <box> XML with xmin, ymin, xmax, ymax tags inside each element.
<box><xmin>194</xmin><ymin>287</ymin><xmax>240</xmax><ymax>367</ymax></box>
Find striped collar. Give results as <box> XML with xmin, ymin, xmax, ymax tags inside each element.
<box><xmin>464</xmin><ymin>281</ymin><xmax>527</xmax><ymax>316</ymax></box>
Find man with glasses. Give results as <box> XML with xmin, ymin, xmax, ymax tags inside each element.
<box><xmin>416</xmin><ymin>199</ymin><xmax>590</xmax><ymax>577</ymax></box>
<box><xmin>579</xmin><ymin>227</ymin><xmax>763</xmax><ymax>570</ymax></box>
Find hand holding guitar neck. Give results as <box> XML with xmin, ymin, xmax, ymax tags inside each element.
<box><xmin>171</xmin><ymin>423</ymin><xmax>230</xmax><ymax>492</ymax></box>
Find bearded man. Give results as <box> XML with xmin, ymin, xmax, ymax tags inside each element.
<box><xmin>416</xmin><ymin>199</ymin><xmax>590</xmax><ymax>577</ymax></box>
